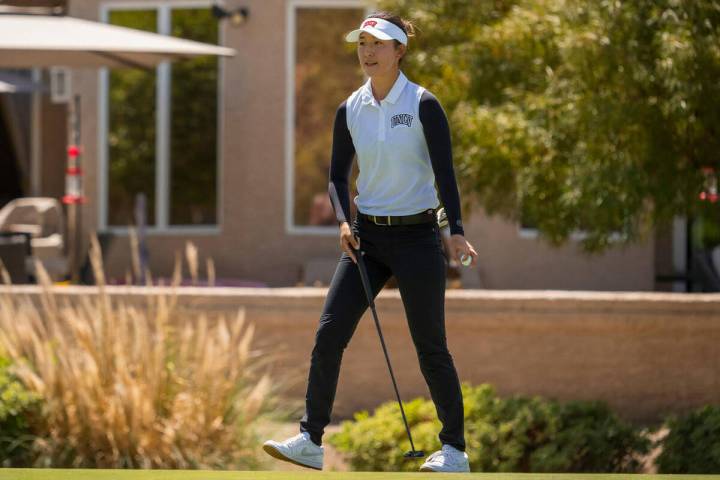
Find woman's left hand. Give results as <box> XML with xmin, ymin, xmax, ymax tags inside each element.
<box><xmin>449</xmin><ymin>234</ymin><xmax>478</xmax><ymax>267</ymax></box>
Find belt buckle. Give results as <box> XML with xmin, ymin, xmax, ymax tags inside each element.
<box><xmin>372</xmin><ymin>215</ymin><xmax>391</xmax><ymax>226</ymax></box>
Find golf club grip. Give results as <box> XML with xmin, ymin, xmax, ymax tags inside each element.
<box><xmin>355</xmin><ymin>251</ymin><xmax>375</xmax><ymax>305</ymax></box>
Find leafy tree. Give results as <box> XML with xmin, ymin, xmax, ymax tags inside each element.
<box><xmin>380</xmin><ymin>0</ymin><xmax>720</xmax><ymax>251</ymax></box>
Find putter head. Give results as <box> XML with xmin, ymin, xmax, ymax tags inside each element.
<box><xmin>404</xmin><ymin>450</ymin><xmax>425</xmax><ymax>459</ymax></box>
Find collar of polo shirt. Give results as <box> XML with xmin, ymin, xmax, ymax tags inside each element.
<box><xmin>345</xmin><ymin>17</ymin><xmax>408</xmax><ymax>46</ymax></box>
<box><xmin>360</xmin><ymin>71</ymin><xmax>409</xmax><ymax>106</ymax></box>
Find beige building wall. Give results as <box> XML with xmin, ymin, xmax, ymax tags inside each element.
<box><xmin>464</xmin><ymin>209</ymin><xmax>655</xmax><ymax>290</ymax></box>
<box><xmin>67</xmin><ymin>0</ymin><xmax>656</xmax><ymax>289</ymax></box>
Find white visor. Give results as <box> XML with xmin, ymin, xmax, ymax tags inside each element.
<box><xmin>345</xmin><ymin>17</ymin><xmax>408</xmax><ymax>45</ymax></box>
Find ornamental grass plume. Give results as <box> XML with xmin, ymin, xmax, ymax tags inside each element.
<box><xmin>0</xmin><ymin>235</ymin><xmax>272</xmax><ymax>469</ymax></box>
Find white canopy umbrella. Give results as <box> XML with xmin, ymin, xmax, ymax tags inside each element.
<box><xmin>0</xmin><ymin>72</ymin><xmax>45</xmax><ymax>93</ymax></box>
<box><xmin>0</xmin><ymin>14</ymin><xmax>236</xmax><ymax>68</ymax></box>
<box><xmin>0</xmin><ymin>80</ymin><xmax>17</xmax><ymax>93</ymax></box>
<box><xmin>0</xmin><ymin>13</ymin><xmax>236</xmax><ymax>282</ymax></box>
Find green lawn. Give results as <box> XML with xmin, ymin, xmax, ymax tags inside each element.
<box><xmin>1</xmin><ymin>471</ymin><xmax>719</xmax><ymax>480</ymax></box>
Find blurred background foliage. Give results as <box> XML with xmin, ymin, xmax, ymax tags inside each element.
<box><xmin>380</xmin><ymin>0</ymin><xmax>720</xmax><ymax>251</ymax></box>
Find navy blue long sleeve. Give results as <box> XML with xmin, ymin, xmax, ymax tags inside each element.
<box><xmin>328</xmin><ymin>102</ymin><xmax>355</xmax><ymax>225</ymax></box>
<box><xmin>419</xmin><ymin>91</ymin><xmax>464</xmax><ymax>236</ymax></box>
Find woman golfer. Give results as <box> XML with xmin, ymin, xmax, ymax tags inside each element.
<box><xmin>264</xmin><ymin>11</ymin><xmax>477</xmax><ymax>473</ymax></box>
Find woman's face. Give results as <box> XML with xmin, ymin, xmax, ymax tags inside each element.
<box><xmin>357</xmin><ymin>31</ymin><xmax>405</xmax><ymax>78</ymax></box>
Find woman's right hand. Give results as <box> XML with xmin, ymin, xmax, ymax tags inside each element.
<box><xmin>339</xmin><ymin>222</ymin><xmax>360</xmax><ymax>263</ymax></box>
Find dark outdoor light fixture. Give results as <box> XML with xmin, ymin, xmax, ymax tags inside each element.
<box><xmin>211</xmin><ymin>4</ymin><xmax>249</xmax><ymax>26</ymax></box>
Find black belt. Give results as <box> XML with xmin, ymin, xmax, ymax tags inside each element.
<box><xmin>358</xmin><ymin>209</ymin><xmax>436</xmax><ymax>226</ymax></box>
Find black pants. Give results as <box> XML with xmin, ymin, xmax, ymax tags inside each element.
<box><xmin>299</xmin><ymin>215</ymin><xmax>466</xmax><ymax>451</ymax></box>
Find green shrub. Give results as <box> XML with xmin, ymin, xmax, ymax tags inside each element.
<box><xmin>656</xmin><ymin>405</ymin><xmax>720</xmax><ymax>474</ymax></box>
<box><xmin>0</xmin><ymin>356</ymin><xmax>41</xmax><ymax>467</ymax></box>
<box><xmin>328</xmin><ymin>383</ymin><xmax>650</xmax><ymax>472</ymax></box>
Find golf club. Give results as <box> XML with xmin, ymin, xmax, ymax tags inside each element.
<box><xmin>354</xmin><ymin>245</ymin><xmax>424</xmax><ymax>459</ymax></box>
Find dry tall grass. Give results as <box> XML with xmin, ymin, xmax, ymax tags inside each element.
<box><xmin>0</xmin><ymin>236</ymin><xmax>272</xmax><ymax>469</ymax></box>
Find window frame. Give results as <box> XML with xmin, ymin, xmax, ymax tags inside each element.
<box><xmin>98</xmin><ymin>0</ymin><xmax>225</xmax><ymax>235</ymax></box>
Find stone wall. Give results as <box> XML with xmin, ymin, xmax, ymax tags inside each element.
<box><xmin>2</xmin><ymin>285</ymin><xmax>718</xmax><ymax>425</ymax></box>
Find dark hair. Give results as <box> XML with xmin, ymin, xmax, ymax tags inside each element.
<box><xmin>366</xmin><ymin>11</ymin><xmax>415</xmax><ymax>65</ymax></box>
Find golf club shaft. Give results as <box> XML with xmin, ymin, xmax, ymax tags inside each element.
<box><xmin>355</xmin><ymin>248</ymin><xmax>418</xmax><ymax>454</ymax></box>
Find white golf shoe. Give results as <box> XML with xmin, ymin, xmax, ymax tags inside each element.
<box><xmin>262</xmin><ymin>432</ymin><xmax>324</xmax><ymax>470</ymax></box>
<box><xmin>419</xmin><ymin>444</ymin><xmax>470</xmax><ymax>473</ymax></box>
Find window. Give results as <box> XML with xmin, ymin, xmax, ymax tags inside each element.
<box><xmin>286</xmin><ymin>1</ymin><xmax>365</xmax><ymax>233</ymax></box>
<box><xmin>100</xmin><ymin>3</ymin><xmax>221</xmax><ymax>231</ymax></box>
<box><xmin>106</xmin><ymin>10</ymin><xmax>157</xmax><ymax>226</ymax></box>
<box><xmin>519</xmin><ymin>203</ymin><xmax>538</xmax><ymax>228</ymax></box>
<box><xmin>169</xmin><ymin>8</ymin><xmax>218</xmax><ymax>225</ymax></box>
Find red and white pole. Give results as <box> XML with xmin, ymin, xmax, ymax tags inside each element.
<box><xmin>62</xmin><ymin>145</ymin><xmax>86</xmax><ymax>206</ymax></box>
<box><xmin>64</xmin><ymin>95</ymin><xmax>84</xmax><ymax>283</ymax></box>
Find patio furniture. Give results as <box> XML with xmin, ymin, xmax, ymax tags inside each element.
<box><xmin>0</xmin><ymin>232</ymin><xmax>30</xmax><ymax>283</ymax></box>
<box><xmin>0</xmin><ymin>197</ymin><xmax>68</xmax><ymax>281</ymax></box>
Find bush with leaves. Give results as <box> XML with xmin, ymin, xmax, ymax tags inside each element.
<box><xmin>0</xmin><ymin>356</ymin><xmax>41</xmax><ymax>467</ymax></box>
<box><xmin>655</xmin><ymin>405</ymin><xmax>720</xmax><ymax>474</ymax></box>
<box><xmin>329</xmin><ymin>383</ymin><xmax>650</xmax><ymax>472</ymax></box>
<box><xmin>378</xmin><ymin>0</ymin><xmax>720</xmax><ymax>252</ymax></box>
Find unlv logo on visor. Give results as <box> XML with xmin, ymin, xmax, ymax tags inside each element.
<box><xmin>362</xmin><ymin>20</ymin><xmax>378</xmax><ymax>28</ymax></box>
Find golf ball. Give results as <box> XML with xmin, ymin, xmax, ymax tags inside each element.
<box><xmin>460</xmin><ymin>254</ymin><xmax>472</xmax><ymax>267</ymax></box>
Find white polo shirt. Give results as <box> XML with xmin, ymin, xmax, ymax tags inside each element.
<box><xmin>345</xmin><ymin>71</ymin><xmax>439</xmax><ymax>216</ymax></box>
